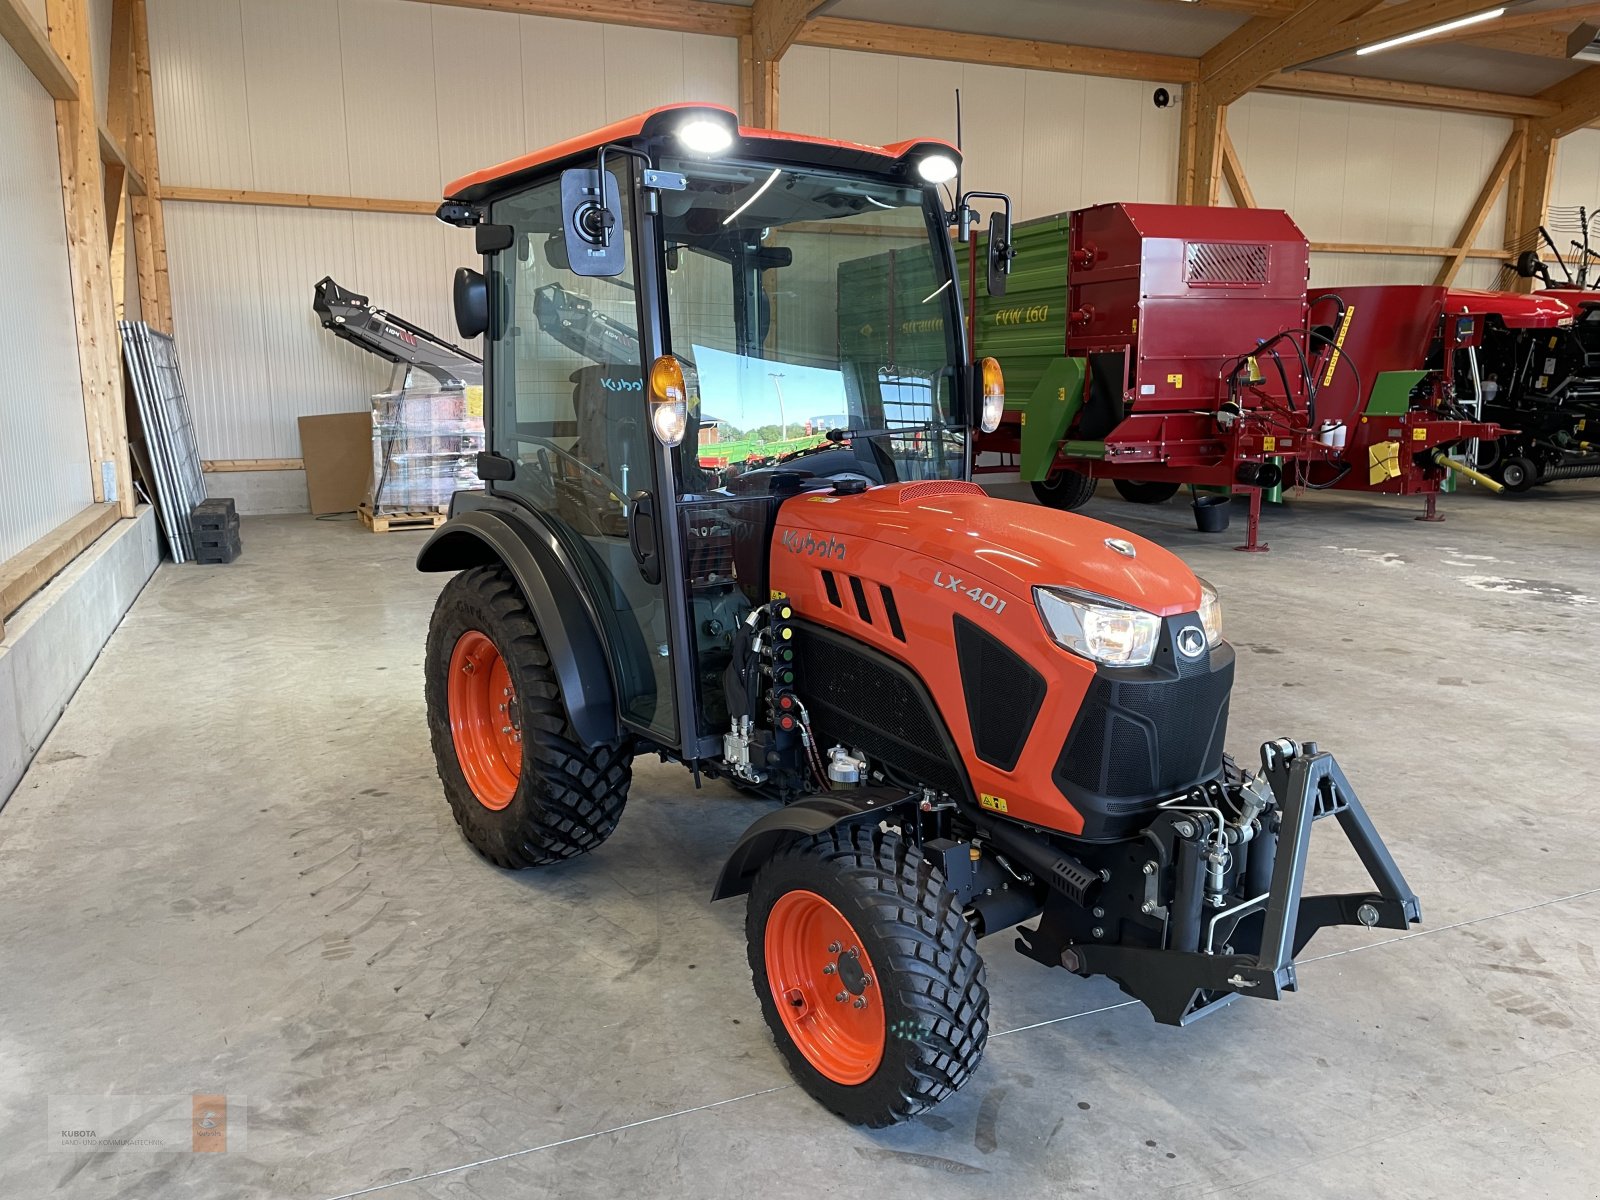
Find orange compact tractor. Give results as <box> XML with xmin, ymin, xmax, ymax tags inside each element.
<box><xmin>418</xmin><ymin>104</ymin><xmax>1419</xmax><ymax>1127</ymax></box>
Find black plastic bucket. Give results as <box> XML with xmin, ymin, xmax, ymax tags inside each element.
<box><xmin>1192</xmin><ymin>493</ymin><xmax>1231</xmax><ymax>533</ymax></box>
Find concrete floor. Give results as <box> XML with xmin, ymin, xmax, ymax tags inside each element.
<box><xmin>3</xmin><ymin>482</ymin><xmax>1599</xmax><ymax>1200</ymax></box>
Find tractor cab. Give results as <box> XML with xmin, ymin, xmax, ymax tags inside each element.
<box><xmin>416</xmin><ymin>104</ymin><xmax>1419</xmax><ymax>1130</ymax></box>
<box><xmin>432</xmin><ymin>103</ymin><xmax>1007</xmax><ymax>760</ymax></box>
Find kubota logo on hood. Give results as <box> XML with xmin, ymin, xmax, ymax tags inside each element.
<box><xmin>782</xmin><ymin>530</ymin><xmax>846</xmax><ymax>560</ymax></box>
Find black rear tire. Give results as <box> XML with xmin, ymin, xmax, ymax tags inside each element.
<box><xmin>1112</xmin><ymin>478</ymin><xmax>1181</xmax><ymax>504</ymax></box>
<box><xmin>1030</xmin><ymin>468</ymin><xmax>1097</xmax><ymax>510</ymax></box>
<box><xmin>425</xmin><ymin>565</ymin><xmax>631</xmax><ymax>868</ymax></box>
<box><xmin>746</xmin><ymin>825</ymin><xmax>989</xmax><ymax>1127</ymax></box>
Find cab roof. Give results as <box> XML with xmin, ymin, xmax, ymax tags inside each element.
<box><xmin>443</xmin><ymin>102</ymin><xmax>959</xmax><ymax>204</ymax></box>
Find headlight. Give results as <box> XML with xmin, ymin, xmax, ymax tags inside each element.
<box><xmin>1197</xmin><ymin>577</ymin><xmax>1223</xmax><ymax>647</ymax></box>
<box><xmin>1034</xmin><ymin>586</ymin><xmax>1161</xmax><ymax>668</ymax></box>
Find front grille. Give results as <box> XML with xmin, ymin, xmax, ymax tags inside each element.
<box><xmin>795</xmin><ymin>622</ymin><xmax>966</xmax><ymax>799</ymax></box>
<box><xmin>1185</xmin><ymin>241</ymin><xmax>1269</xmax><ymax>287</ymax></box>
<box><xmin>953</xmin><ymin>616</ymin><xmax>1046</xmax><ymax>772</ymax></box>
<box><xmin>1055</xmin><ymin>622</ymin><xmax>1235</xmax><ymax>839</ymax></box>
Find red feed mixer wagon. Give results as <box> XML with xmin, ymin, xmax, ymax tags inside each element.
<box><xmin>971</xmin><ymin>203</ymin><xmax>1509</xmax><ymax>548</ymax></box>
<box><xmin>1305</xmin><ymin>284</ymin><xmax>1576</xmax><ymax>511</ymax></box>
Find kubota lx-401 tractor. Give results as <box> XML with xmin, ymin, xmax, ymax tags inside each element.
<box><xmin>418</xmin><ymin>103</ymin><xmax>1420</xmax><ymax>1127</ymax></box>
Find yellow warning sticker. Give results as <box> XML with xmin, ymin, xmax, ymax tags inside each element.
<box><xmin>1413</xmin><ymin>427</ymin><xmax>1427</xmax><ymax>441</ymax></box>
<box><xmin>1166</xmin><ymin>373</ymin><xmax>1184</xmax><ymax>388</ymax></box>
<box><xmin>769</xmin><ymin>590</ymin><xmax>788</xmax><ymax>601</ymax></box>
<box><xmin>979</xmin><ymin>793</ymin><xmax>1009</xmax><ymax>814</ymax></box>
<box><xmin>465</xmin><ymin>385</ymin><xmax>483</xmax><ymax>418</ymax></box>
<box><xmin>1262</xmin><ymin>436</ymin><xmax>1276</xmax><ymax>452</ymax></box>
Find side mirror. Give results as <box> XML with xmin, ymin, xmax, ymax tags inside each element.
<box><xmin>475</xmin><ymin>223</ymin><xmax>514</xmax><ymax>255</ymax></box>
<box><xmin>560</xmin><ymin>168</ymin><xmax>625</xmax><ymax>278</ymax></box>
<box><xmin>454</xmin><ymin>267</ymin><xmax>488</xmax><ymax>339</ymax></box>
<box><xmin>987</xmin><ymin>211</ymin><xmax>1012</xmax><ymax>297</ymax></box>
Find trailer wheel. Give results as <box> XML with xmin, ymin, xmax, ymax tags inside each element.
<box><xmin>1500</xmin><ymin>457</ymin><xmax>1538</xmax><ymax>493</ymax></box>
<box><xmin>1030</xmin><ymin>468</ymin><xmax>1097</xmax><ymax>510</ymax></box>
<box><xmin>746</xmin><ymin>825</ymin><xmax>988</xmax><ymax>1127</ymax></box>
<box><xmin>426</xmin><ymin>565</ymin><xmax>631</xmax><ymax>868</ymax></box>
<box><xmin>1112</xmin><ymin>479</ymin><xmax>1181</xmax><ymax>505</ymax></box>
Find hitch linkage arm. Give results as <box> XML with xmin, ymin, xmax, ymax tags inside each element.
<box><xmin>1024</xmin><ymin>740</ymin><xmax>1421</xmax><ymax>1027</ymax></box>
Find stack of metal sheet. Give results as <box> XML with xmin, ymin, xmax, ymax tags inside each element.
<box><xmin>119</xmin><ymin>321</ymin><xmax>206</xmax><ymax>563</ymax></box>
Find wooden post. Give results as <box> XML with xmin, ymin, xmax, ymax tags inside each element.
<box><xmin>47</xmin><ymin>0</ymin><xmax>135</xmax><ymax>519</ymax></box>
<box><xmin>1508</xmin><ymin>125</ymin><xmax>1558</xmax><ymax>292</ymax></box>
<box><xmin>738</xmin><ymin>32</ymin><xmax>779</xmax><ymax>128</ymax></box>
<box><xmin>1177</xmin><ymin>83</ymin><xmax>1225</xmax><ymax>205</ymax></box>
<box><xmin>128</xmin><ymin>0</ymin><xmax>172</xmax><ymax>331</ymax></box>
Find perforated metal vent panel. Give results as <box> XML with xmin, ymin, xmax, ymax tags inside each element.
<box><xmin>1185</xmin><ymin>241</ymin><xmax>1269</xmax><ymax>287</ymax></box>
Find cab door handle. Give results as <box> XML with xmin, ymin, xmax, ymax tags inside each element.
<box><xmin>628</xmin><ymin>490</ymin><xmax>661</xmax><ymax>585</ymax></box>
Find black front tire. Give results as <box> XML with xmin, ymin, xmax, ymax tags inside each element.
<box><xmin>1499</xmin><ymin>457</ymin><xmax>1538</xmax><ymax>493</ymax></box>
<box><xmin>1113</xmin><ymin>478</ymin><xmax>1182</xmax><ymax>504</ymax></box>
<box><xmin>1031</xmin><ymin>468</ymin><xmax>1098</xmax><ymax>511</ymax></box>
<box><xmin>425</xmin><ymin>565</ymin><xmax>631</xmax><ymax>868</ymax></box>
<box><xmin>747</xmin><ymin>826</ymin><xmax>989</xmax><ymax>1127</ymax></box>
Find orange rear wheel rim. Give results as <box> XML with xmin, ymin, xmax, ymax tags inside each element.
<box><xmin>447</xmin><ymin>630</ymin><xmax>521</xmax><ymax>810</ymax></box>
<box><xmin>765</xmin><ymin>890</ymin><xmax>885</xmax><ymax>1085</ymax></box>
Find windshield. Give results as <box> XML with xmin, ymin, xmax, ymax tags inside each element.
<box><xmin>656</xmin><ymin>158</ymin><xmax>964</xmax><ymax>493</ymax></box>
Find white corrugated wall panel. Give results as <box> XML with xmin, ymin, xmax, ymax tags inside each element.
<box><xmin>0</xmin><ymin>39</ymin><xmax>93</xmax><ymax>562</ymax></box>
<box><xmin>339</xmin><ymin>0</ymin><xmax>441</xmax><ymax>200</ymax></box>
<box><xmin>89</xmin><ymin>0</ymin><xmax>113</xmax><ymax>121</ymax></box>
<box><xmin>1230</xmin><ymin>92</ymin><xmax>1514</xmax><ymax>288</ymax></box>
<box><xmin>432</xmin><ymin>6</ymin><xmax>526</xmax><ymax>188</ymax></box>
<box><xmin>1551</xmin><ymin>129</ymin><xmax>1600</xmax><ymax>215</ymax></box>
<box><xmin>147</xmin><ymin>0</ymin><xmax>255</xmax><ymax>190</ymax></box>
<box><xmin>240</xmin><ymin>0</ymin><xmax>352</xmax><ymax>195</ymax></box>
<box><xmin>778</xmin><ymin>45</ymin><xmax>1179</xmax><ymax>221</ymax></box>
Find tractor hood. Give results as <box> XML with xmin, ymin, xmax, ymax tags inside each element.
<box><xmin>775</xmin><ymin>481</ymin><xmax>1203</xmax><ymax>616</ymax></box>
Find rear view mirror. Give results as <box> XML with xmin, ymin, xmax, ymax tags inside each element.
<box><xmin>561</xmin><ymin>168</ymin><xmax>625</xmax><ymax>278</ymax></box>
<box><xmin>987</xmin><ymin>211</ymin><xmax>1012</xmax><ymax>297</ymax></box>
<box><xmin>454</xmin><ymin>267</ymin><xmax>488</xmax><ymax>339</ymax></box>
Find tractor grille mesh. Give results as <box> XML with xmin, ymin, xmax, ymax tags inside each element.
<box><xmin>1185</xmin><ymin>241</ymin><xmax>1269</xmax><ymax>287</ymax></box>
<box><xmin>795</xmin><ymin>626</ymin><xmax>965</xmax><ymax>798</ymax></box>
<box><xmin>953</xmin><ymin>616</ymin><xmax>1045</xmax><ymax>772</ymax></box>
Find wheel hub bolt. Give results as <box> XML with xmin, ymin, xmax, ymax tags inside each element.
<box><xmin>853</xmin><ymin>997</ymin><xmax>867</xmax><ymax>1010</ymax></box>
<box><xmin>835</xmin><ymin>992</ymin><xmax>847</xmax><ymax>1003</ymax></box>
<box><xmin>862</xmin><ymin>975</ymin><xmax>872</xmax><ymax>988</ymax></box>
<box><xmin>822</xmin><ymin>964</ymin><xmax>835</xmax><ymax>975</ymax></box>
<box><xmin>827</xmin><ymin>942</ymin><xmax>840</xmax><ymax>953</ymax></box>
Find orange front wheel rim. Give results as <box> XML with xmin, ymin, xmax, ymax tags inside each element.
<box><xmin>765</xmin><ymin>890</ymin><xmax>885</xmax><ymax>1085</ymax></box>
<box><xmin>447</xmin><ymin>630</ymin><xmax>521</xmax><ymax>810</ymax></box>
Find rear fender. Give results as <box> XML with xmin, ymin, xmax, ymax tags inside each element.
<box><xmin>712</xmin><ymin>795</ymin><xmax>899</xmax><ymax>901</ymax></box>
<box><xmin>417</xmin><ymin>506</ymin><xmax>620</xmax><ymax>747</ymax></box>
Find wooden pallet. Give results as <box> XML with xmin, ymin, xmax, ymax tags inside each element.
<box><xmin>357</xmin><ymin>502</ymin><xmax>447</xmax><ymax>533</ymax></box>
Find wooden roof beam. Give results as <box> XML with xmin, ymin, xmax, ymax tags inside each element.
<box><xmin>797</xmin><ymin>17</ymin><xmax>1200</xmax><ymax>83</ymax></box>
<box><xmin>752</xmin><ymin>0</ymin><xmax>833</xmax><ymax>63</ymax></box>
<box><xmin>0</xmin><ymin>0</ymin><xmax>79</xmax><ymax>99</ymax></box>
<box><xmin>1536</xmin><ymin>60</ymin><xmax>1600</xmax><ymax>134</ymax></box>
<box><xmin>398</xmin><ymin>0</ymin><xmax>750</xmax><ymax>37</ymax></box>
